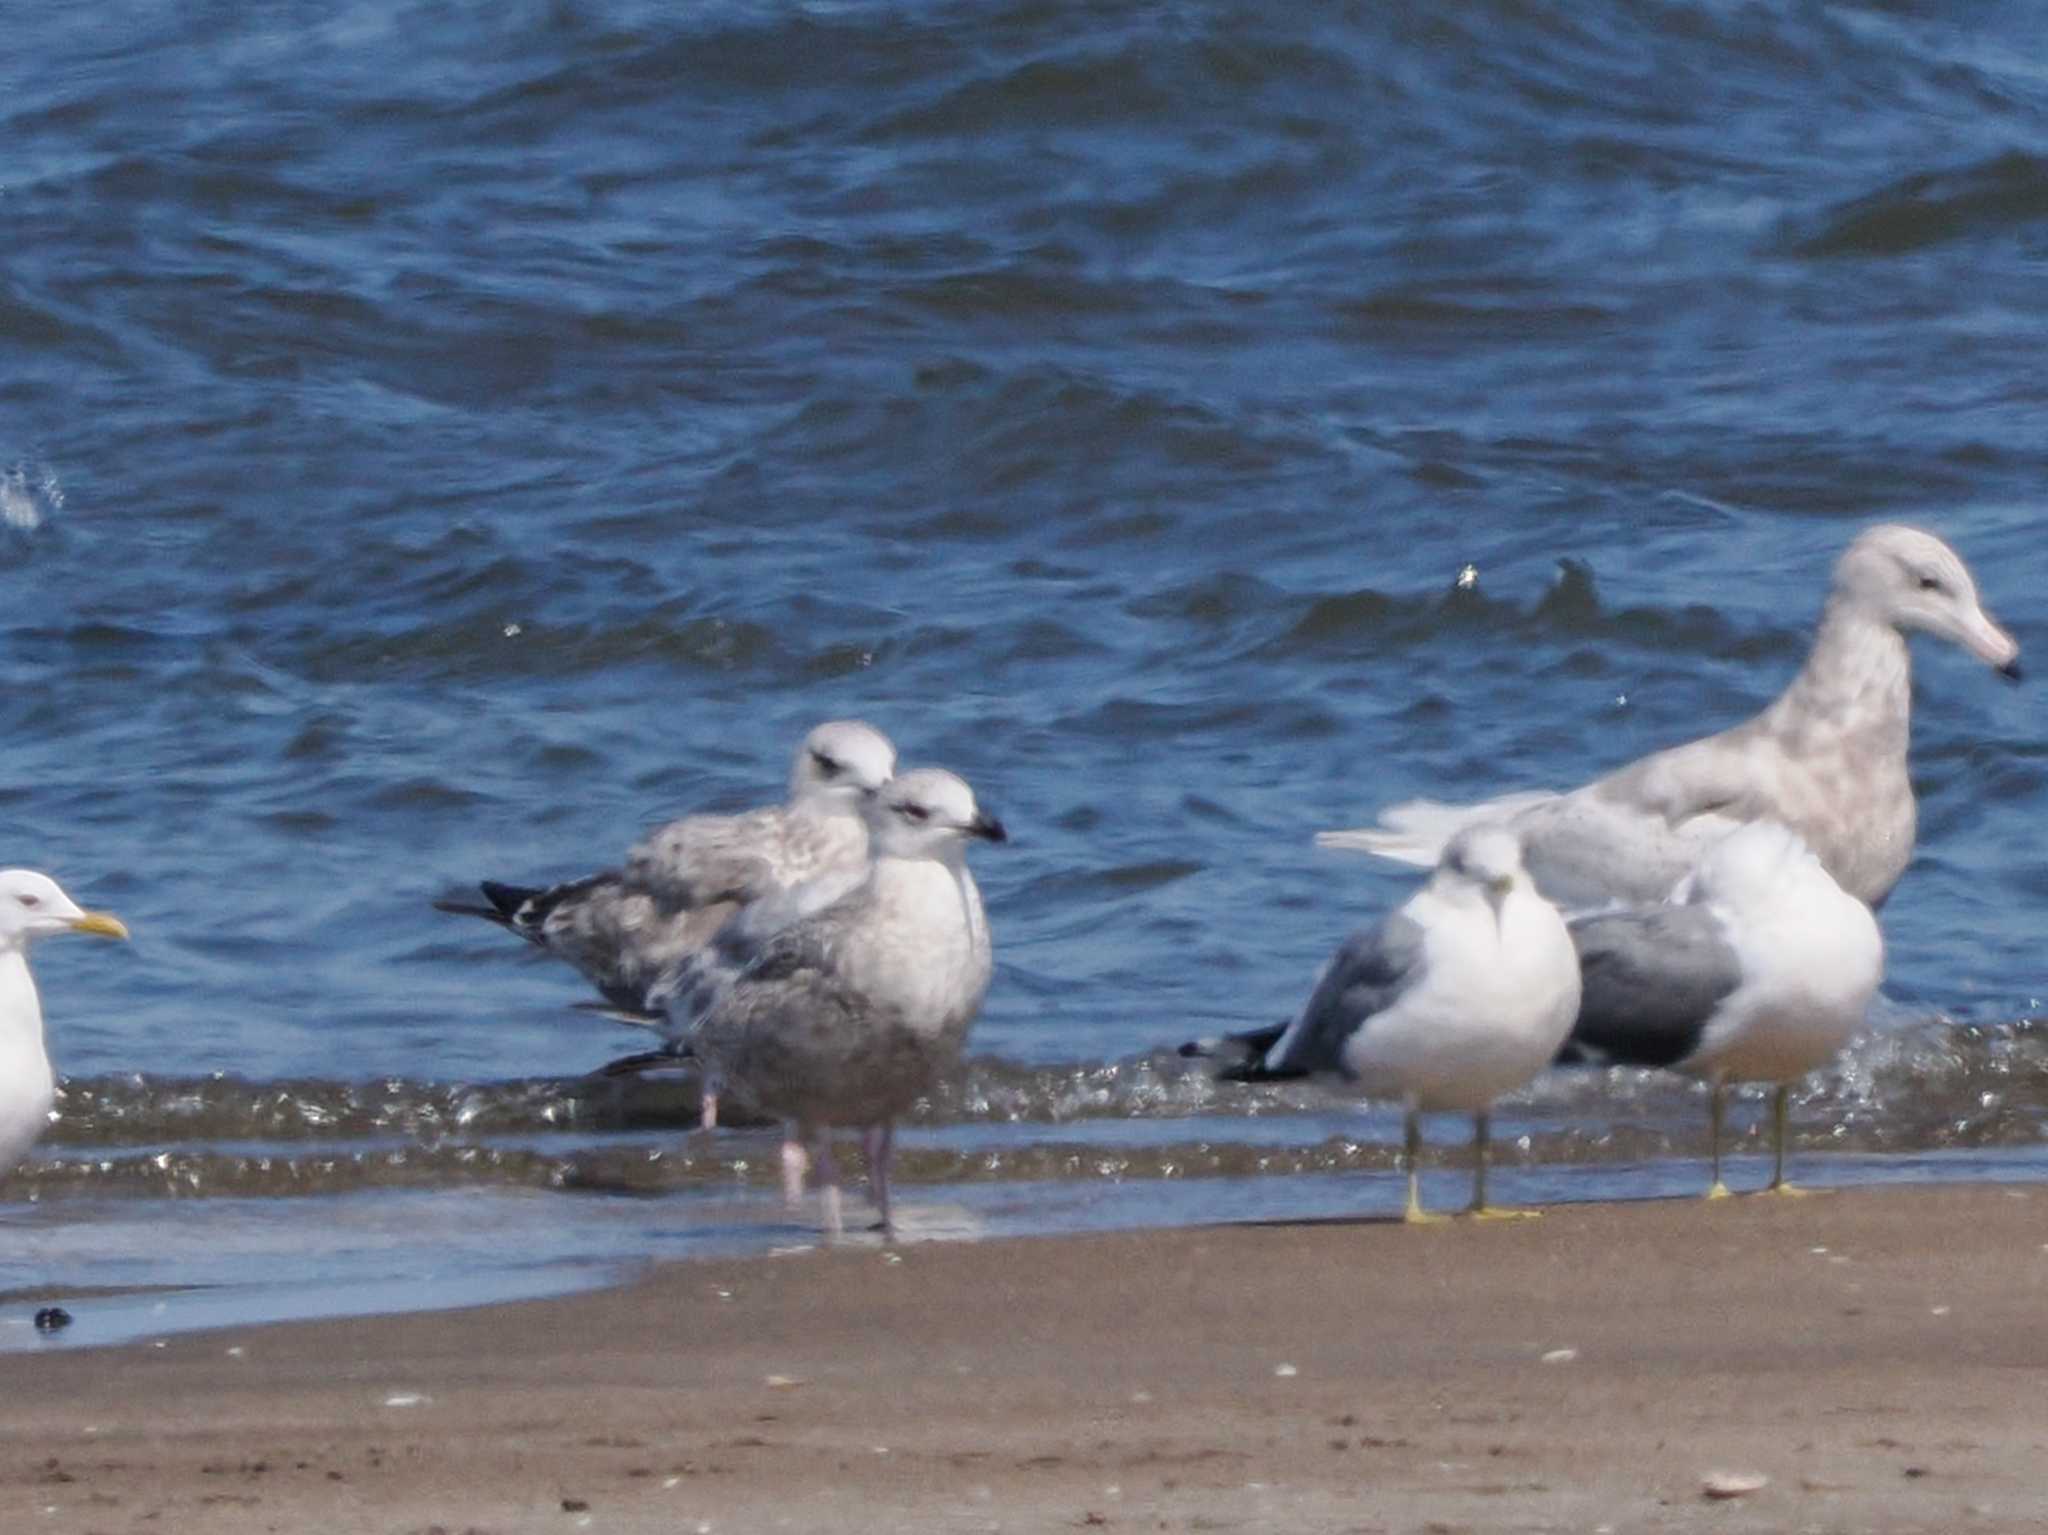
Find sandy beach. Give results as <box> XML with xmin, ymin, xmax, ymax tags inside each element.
<box><xmin>6</xmin><ymin>1184</ymin><xmax>2047</xmax><ymax>1533</ymax></box>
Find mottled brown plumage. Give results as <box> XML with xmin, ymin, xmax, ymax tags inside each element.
<box><xmin>1321</xmin><ymin>525</ymin><xmax>2018</xmax><ymax>910</ymax></box>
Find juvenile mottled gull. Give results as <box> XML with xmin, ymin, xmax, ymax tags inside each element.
<box><xmin>1193</xmin><ymin>826</ymin><xmax>1580</xmax><ymax>1223</ymax></box>
<box><xmin>1565</xmin><ymin>821</ymin><xmax>1883</xmax><ymax>1197</ymax></box>
<box><xmin>436</xmin><ymin>719</ymin><xmax>896</xmax><ymax>1012</ymax></box>
<box><xmin>1319</xmin><ymin>525</ymin><xmax>2019</xmax><ymax>910</ymax></box>
<box><xmin>676</xmin><ymin>767</ymin><xmax>1005</xmax><ymax>1237</ymax></box>
<box><xmin>606</xmin><ymin>853</ymin><xmax>878</xmax><ymax>1203</ymax></box>
<box><xmin>0</xmin><ymin>872</ymin><xmax>128</xmax><ymax>1180</ymax></box>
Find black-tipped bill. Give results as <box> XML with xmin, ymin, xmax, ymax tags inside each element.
<box><xmin>2000</xmin><ymin>657</ymin><xmax>2023</xmax><ymax>683</ymax></box>
<box><xmin>971</xmin><ymin>812</ymin><xmax>1008</xmax><ymax>843</ymax></box>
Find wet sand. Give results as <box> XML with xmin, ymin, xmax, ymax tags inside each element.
<box><xmin>6</xmin><ymin>1184</ymin><xmax>2048</xmax><ymax>1532</ymax></box>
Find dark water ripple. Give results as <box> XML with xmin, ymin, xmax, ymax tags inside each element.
<box><xmin>2</xmin><ymin>1</ymin><xmax>2046</xmax><ymax>1250</ymax></box>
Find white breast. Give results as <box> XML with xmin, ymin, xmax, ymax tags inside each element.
<box><xmin>0</xmin><ymin>952</ymin><xmax>55</xmax><ymax>1178</ymax></box>
<box><xmin>1343</xmin><ymin>884</ymin><xmax>1580</xmax><ymax>1111</ymax></box>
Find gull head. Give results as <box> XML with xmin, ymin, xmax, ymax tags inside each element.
<box><xmin>790</xmin><ymin>719</ymin><xmax>898</xmax><ymax>803</ymax></box>
<box><xmin>0</xmin><ymin>870</ymin><xmax>129</xmax><ymax>952</ymax></box>
<box><xmin>866</xmin><ymin>767</ymin><xmax>1007</xmax><ymax>860</ymax></box>
<box><xmin>1836</xmin><ymin>525</ymin><xmax>2020</xmax><ymax>680</ymax></box>
<box><xmin>1438</xmin><ymin>823</ymin><xmax>1525</xmax><ymax>907</ymax></box>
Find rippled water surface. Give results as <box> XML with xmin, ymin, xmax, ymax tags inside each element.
<box><xmin>5</xmin><ymin>0</ymin><xmax>2047</xmax><ymax>1338</ymax></box>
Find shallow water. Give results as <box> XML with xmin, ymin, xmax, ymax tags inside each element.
<box><xmin>4</xmin><ymin>1</ymin><xmax>2046</xmax><ymax>1338</ymax></box>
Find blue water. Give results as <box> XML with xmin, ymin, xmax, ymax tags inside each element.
<box><xmin>5</xmin><ymin>0</ymin><xmax>2047</xmax><ymax>1336</ymax></box>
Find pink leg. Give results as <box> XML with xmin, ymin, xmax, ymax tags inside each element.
<box><xmin>862</xmin><ymin>1122</ymin><xmax>897</xmax><ymax>1237</ymax></box>
<box><xmin>779</xmin><ymin>1121</ymin><xmax>809</xmax><ymax>1208</ymax></box>
<box><xmin>698</xmin><ymin>1079</ymin><xmax>721</xmax><ymax>1133</ymax></box>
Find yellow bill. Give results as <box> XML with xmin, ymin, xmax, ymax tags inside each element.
<box><xmin>69</xmin><ymin>911</ymin><xmax>129</xmax><ymax>940</ymax></box>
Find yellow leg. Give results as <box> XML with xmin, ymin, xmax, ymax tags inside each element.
<box><xmin>1761</xmin><ymin>1084</ymin><xmax>1814</xmax><ymax>1198</ymax></box>
<box><xmin>1704</xmin><ymin>1083</ymin><xmax>1733</xmax><ymax>1200</ymax></box>
<box><xmin>1465</xmin><ymin>1108</ymin><xmax>1539</xmax><ymax>1220</ymax></box>
<box><xmin>1401</xmin><ymin>1106</ymin><xmax>1449</xmax><ymax>1225</ymax></box>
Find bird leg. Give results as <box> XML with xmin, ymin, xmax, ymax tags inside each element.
<box><xmin>699</xmin><ymin>1082</ymin><xmax>720</xmax><ymax>1133</ymax></box>
<box><xmin>779</xmin><ymin>1120</ymin><xmax>809</xmax><ymax>1208</ymax></box>
<box><xmin>863</xmin><ymin>1121</ymin><xmax>897</xmax><ymax>1238</ymax></box>
<box><xmin>808</xmin><ymin>1128</ymin><xmax>844</xmax><ymax>1238</ymax></box>
<box><xmin>1464</xmin><ymin>1108</ymin><xmax>1540</xmax><ymax>1220</ymax></box>
<box><xmin>1761</xmin><ymin>1084</ymin><xmax>1813</xmax><ymax>1198</ymax></box>
<box><xmin>1401</xmin><ymin>1105</ymin><xmax>1449</xmax><ymax>1225</ymax></box>
<box><xmin>1704</xmin><ymin>1082</ymin><xmax>1733</xmax><ymax>1200</ymax></box>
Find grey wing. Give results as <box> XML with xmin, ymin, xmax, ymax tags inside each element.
<box><xmin>723</xmin><ymin>905</ymin><xmax>853</xmax><ymax>991</ymax></box>
<box><xmin>650</xmin><ymin>865</ymin><xmax>867</xmax><ymax>1037</ymax></box>
<box><xmin>621</xmin><ymin>806</ymin><xmax>786</xmax><ymax>908</ymax></box>
<box><xmin>1264</xmin><ymin>910</ymin><xmax>1429</xmax><ymax>1078</ymax></box>
<box><xmin>1509</xmin><ymin>794</ymin><xmax>1736</xmax><ymax>911</ymax></box>
<box><xmin>541</xmin><ymin>879</ymin><xmax>735</xmax><ymax>1012</ymax></box>
<box><xmin>721</xmin><ymin>861</ymin><xmax>867</xmax><ymax>951</ymax></box>
<box><xmin>688</xmin><ymin>917</ymin><xmax>869</xmax><ymax>1098</ymax></box>
<box><xmin>1566</xmin><ymin>906</ymin><xmax>1742</xmax><ymax>1068</ymax></box>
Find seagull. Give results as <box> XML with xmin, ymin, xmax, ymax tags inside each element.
<box><xmin>677</xmin><ymin>767</ymin><xmax>1005</xmax><ymax>1238</ymax></box>
<box><xmin>436</xmin><ymin>719</ymin><xmax>897</xmax><ymax>1016</ymax></box>
<box><xmin>0</xmin><ymin>872</ymin><xmax>129</xmax><ymax>1181</ymax></box>
<box><xmin>1318</xmin><ymin>525</ymin><xmax>2020</xmax><ymax>910</ymax></box>
<box><xmin>599</xmin><ymin>855</ymin><xmax>878</xmax><ymax>1204</ymax></box>
<box><xmin>1564</xmin><ymin>821</ymin><xmax>1883</xmax><ymax>1198</ymax></box>
<box><xmin>1197</xmin><ymin>826</ymin><xmax>1580</xmax><ymax>1223</ymax></box>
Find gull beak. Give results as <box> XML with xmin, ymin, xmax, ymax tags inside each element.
<box><xmin>1485</xmin><ymin>874</ymin><xmax>1514</xmax><ymax>932</ymax></box>
<box><xmin>1960</xmin><ymin>609</ymin><xmax>2020</xmax><ymax>678</ymax></box>
<box><xmin>970</xmin><ymin>812</ymin><xmax>1008</xmax><ymax>844</ymax></box>
<box><xmin>69</xmin><ymin>910</ymin><xmax>129</xmax><ymax>940</ymax></box>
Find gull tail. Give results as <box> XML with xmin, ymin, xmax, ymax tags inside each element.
<box><xmin>1315</xmin><ymin>791</ymin><xmax>1557</xmax><ymax>865</ymax></box>
<box><xmin>432</xmin><ymin>880</ymin><xmax>531</xmax><ymax>928</ymax></box>
<box><xmin>589</xmin><ymin>1047</ymin><xmax>693</xmax><ymax>1080</ymax></box>
<box><xmin>433</xmin><ymin>874</ymin><xmax>617</xmax><ymax>945</ymax></box>
<box><xmin>1179</xmin><ymin>1021</ymin><xmax>1305</xmax><ymax>1082</ymax></box>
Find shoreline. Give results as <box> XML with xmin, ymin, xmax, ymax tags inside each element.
<box><xmin>8</xmin><ymin>1184</ymin><xmax>2048</xmax><ymax>1532</ymax></box>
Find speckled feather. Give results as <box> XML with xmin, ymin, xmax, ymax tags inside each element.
<box><xmin>440</xmin><ymin>721</ymin><xmax>895</xmax><ymax>1012</ymax></box>
<box><xmin>683</xmin><ymin>769</ymin><xmax>999</xmax><ymax>1134</ymax></box>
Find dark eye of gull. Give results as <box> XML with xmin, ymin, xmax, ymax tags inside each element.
<box><xmin>811</xmin><ymin>751</ymin><xmax>841</xmax><ymax>776</ymax></box>
<box><xmin>17</xmin><ymin>894</ymin><xmax>39</xmax><ymax>908</ymax></box>
<box><xmin>897</xmin><ymin>803</ymin><xmax>931</xmax><ymax>824</ymax></box>
<box><xmin>1917</xmin><ymin>574</ymin><xmax>1943</xmax><ymax>593</ymax></box>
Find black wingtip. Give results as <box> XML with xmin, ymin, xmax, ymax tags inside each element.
<box><xmin>1216</xmin><ymin>1060</ymin><xmax>1311</xmax><ymax>1084</ymax></box>
<box><xmin>2000</xmin><ymin>657</ymin><xmax>2023</xmax><ymax>683</ymax></box>
<box><xmin>479</xmin><ymin>880</ymin><xmax>541</xmax><ymax>916</ymax></box>
<box><xmin>1181</xmin><ymin>1021</ymin><xmax>1296</xmax><ymax>1079</ymax></box>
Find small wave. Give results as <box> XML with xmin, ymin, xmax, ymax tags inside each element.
<box><xmin>45</xmin><ymin>1071</ymin><xmax>728</xmax><ymax>1148</ymax></box>
<box><xmin>6</xmin><ymin>1014</ymin><xmax>2042</xmax><ymax>1202</ymax></box>
<box><xmin>1264</xmin><ymin>558</ymin><xmax>1795</xmax><ymax>668</ymax></box>
<box><xmin>1332</xmin><ymin>284</ymin><xmax>1623</xmax><ymax>345</ymax></box>
<box><xmin>1</xmin><ymin>460</ymin><xmax>63</xmax><ymax>532</ymax></box>
<box><xmin>1790</xmin><ymin>149</ymin><xmax>2048</xmax><ymax>257</ymax></box>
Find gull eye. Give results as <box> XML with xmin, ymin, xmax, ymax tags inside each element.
<box><xmin>1917</xmin><ymin>574</ymin><xmax>1943</xmax><ymax>593</ymax></box>
<box><xmin>897</xmin><ymin>803</ymin><xmax>931</xmax><ymax>824</ymax></box>
<box><xmin>17</xmin><ymin>894</ymin><xmax>39</xmax><ymax>909</ymax></box>
<box><xmin>811</xmin><ymin>751</ymin><xmax>841</xmax><ymax>776</ymax></box>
